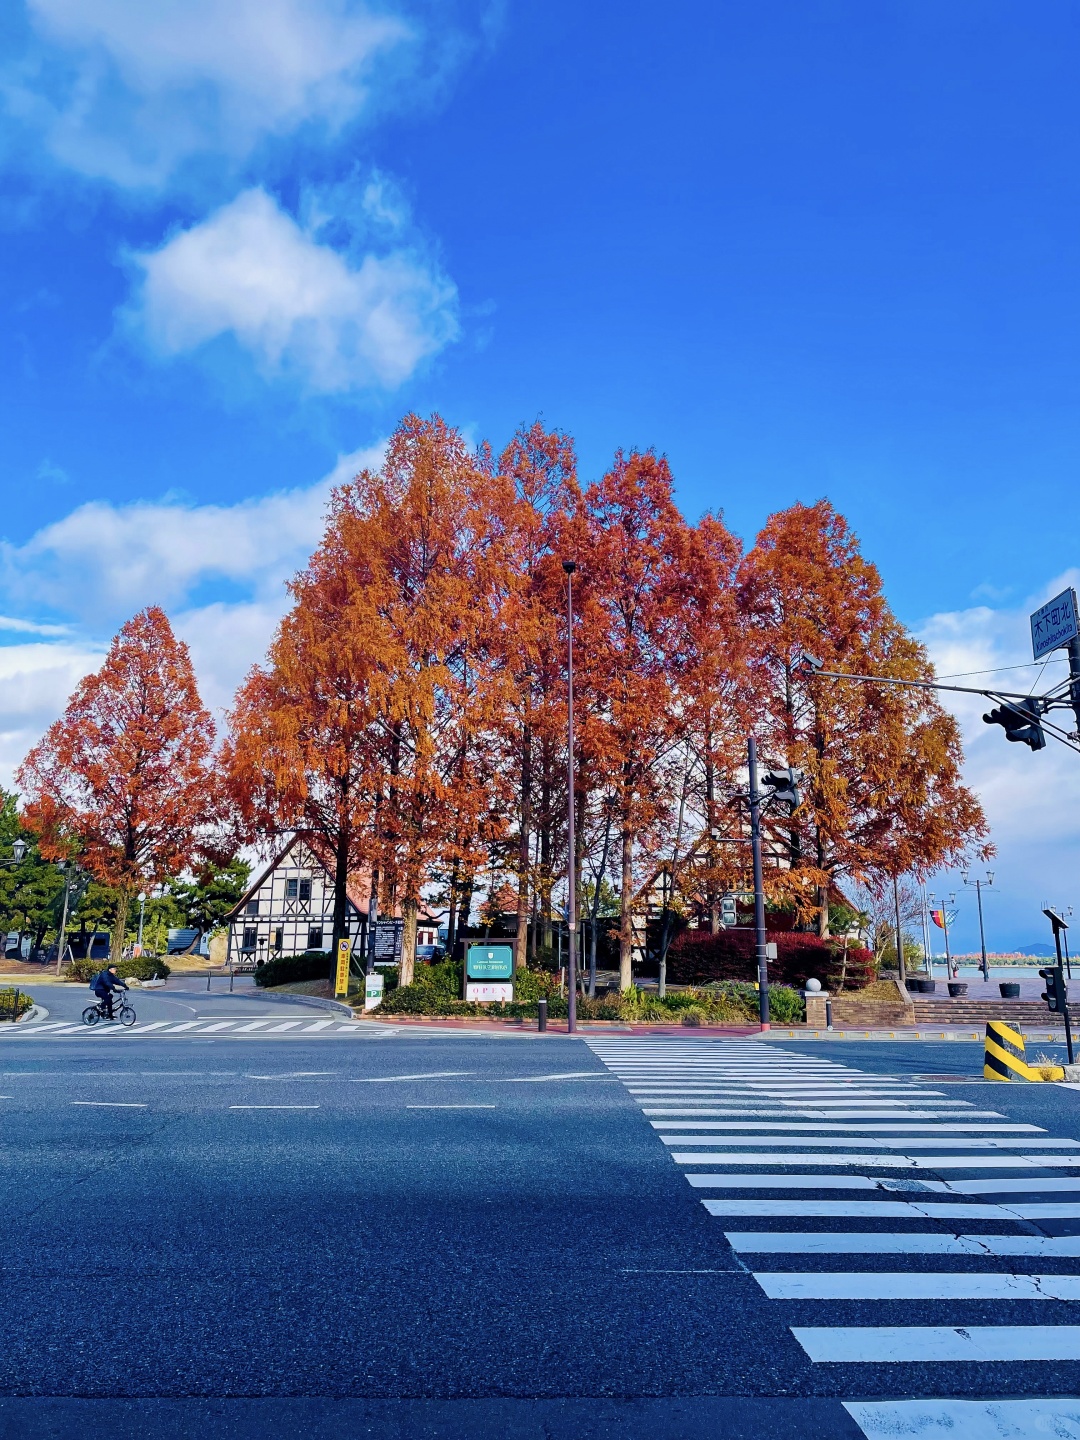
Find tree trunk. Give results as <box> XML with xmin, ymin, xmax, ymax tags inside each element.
<box><xmin>110</xmin><ymin>884</ymin><xmax>133</xmax><ymax>962</ymax></box>
<box><xmin>332</xmin><ymin>816</ymin><xmax>351</xmax><ymax>957</ymax></box>
<box><xmin>619</xmin><ymin>820</ymin><xmax>633</xmax><ymax>990</ymax></box>
<box><xmin>447</xmin><ymin>858</ymin><xmax>459</xmax><ymax>955</ymax></box>
<box><xmin>514</xmin><ymin>721</ymin><xmax>532</xmax><ymax>973</ymax></box>
<box><xmin>705</xmin><ymin>747</ymin><xmax>720</xmax><ymax>934</ymax></box>
<box><xmin>399</xmin><ymin>896</ymin><xmax>418</xmax><ymax>986</ymax></box>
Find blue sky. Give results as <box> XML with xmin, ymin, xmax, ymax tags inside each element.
<box><xmin>0</xmin><ymin>0</ymin><xmax>1077</xmax><ymax>950</ymax></box>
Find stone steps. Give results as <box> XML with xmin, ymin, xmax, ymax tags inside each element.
<box><xmin>910</xmin><ymin>998</ymin><xmax>1069</xmax><ymax>1025</ymax></box>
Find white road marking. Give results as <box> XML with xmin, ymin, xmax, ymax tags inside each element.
<box><xmin>792</xmin><ymin>1325</ymin><xmax>1080</xmax><ymax>1363</ymax></box>
<box><xmin>675</xmin><ymin>1152</ymin><xmax>1080</xmax><ymax>1168</ymax></box>
<box><xmin>507</xmin><ymin>1072</ymin><xmax>609</xmax><ymax>1081</ymax></box>
<box><xmin>232</xmin><ymin>1020</ymin><xmax>274</xmax><ymax>1032</ymax></box>
<box><xmin>197</xmin><ymin>1022</ymin><xmax>239</xmax><ymax>1033</ymax></box>
<box><xmin>300</xmin><ymin>1021</ymin><xmax>338</xmax><ymax>1031</ymax></box>
<box><xmin>652</xmin><ymin>1121</ymin><xmax>1042</xmax><ymax>1133</ymax></box>
<box><xmin>756</xmin><ymin>1272</ymin><xmax>1080</xmax><ymax>1301</ymax></box>
<box><xmin>845</xmin><ymin>1399</ymin><xmax>1080</xmax><ymax>1439</ymax></box>
<box><xmin>163</xmin><ymin>1021</ymin><xmax>209</xmax><ymax>1032</ymax></box>
<box><xmin>702</xmin><ymin>1198</ymin><xmax>1080</xmax><ymax>1220</ymax></box>
<box><xmin>70</xmin><ymin>1101</ymin><xmax>147</xmax><ymax>1107</ymax></box>
<box><xmin>352</xmin><ymin>1071</ymin><xmax>476</xmax><ymax>1083</ymax></box>
<box><xmin>228</xmin><ymin>1104</ymin><xmax>320</xmax><ymax>1110</ymax></box>
<box><xmin>405</xmin><ymin>1104</ymin><xmax>497</xmax><ymax>1109</ymax></box>
<box><xmin>264</xmin><ymin>1021</ymin><xmax>305</xmax><ymax>1032</ymax></box>
<box><xmin>643</xmin><ymin>1110</ymin><xmax>1002</xmax><ymax>1120</ymax></box>
<box><xmin>724</xmin><ymin>1233</ymin><xmax>1080</xmax><ymax>1257</ymax></box>
<box><xmin>665</xmin><ymin>1135</ymin><xmax>1077</xmax><ymax>1148</ymax></box>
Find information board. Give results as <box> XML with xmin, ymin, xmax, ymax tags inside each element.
<box><xmin>466</xmin><ymin>982</ymin><xmax>514</xmax><ymax>1003</ymax></box>
<box><xmin>466</xmin><ymin>944</ymin><xmax>514</xmax><ymax>980</ymax></box>
<box><xmin>372</xmin><ymin>919</ymin><xmax>404</xmax><ymax>966</ymax></box>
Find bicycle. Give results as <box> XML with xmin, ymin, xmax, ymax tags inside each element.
<box><xmin>82</xmin><ymin>994</ymin><xmax>136</xmax><ymax>1027</ymax></box>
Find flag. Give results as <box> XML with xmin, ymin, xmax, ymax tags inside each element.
<box><xmin>931</xmin><ymin>909</ymin><xmax>947</xmax><ymax>929</ymax></box>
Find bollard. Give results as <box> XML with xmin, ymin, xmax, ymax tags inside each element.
<box><xmin>825</xmin><ymin>997</ymin><xmax>833</xmax><ymax>1030</ymax></box>
<box><xmin>538</xmin><ymin>998</ymin><xmax>548</xmax><ymax>1032</ymax></box>
<box><xmin>984</xmin><ymin>1020</ymin><xmax>1030</xmax><ymax>1081</ymax></box>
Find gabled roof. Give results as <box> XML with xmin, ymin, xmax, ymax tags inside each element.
<box><xmin>226</xmin><ymin>835</ymin><xmax>371</xmax><ymax>921</ymax></box>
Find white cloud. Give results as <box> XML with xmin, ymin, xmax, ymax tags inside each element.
<box><xmin>0</xmin><ymin>441</ymin><xmax>382</xmax><ymax>624</ymax></box>
<box><xmin>8</xmin><ymin>0</ymin><xmax>409</xmax><ymax>188</ymax></box>
<box><xmin>0</xmin><ymin>640</ymin><xmax>104</xmax><ymax>786</ymax></box>
<box><xmin>0</xmin><ymin>441</ymin><xmax>382</xmax><ymax>783</ymax></box>
<box><xmin>918</xmin><ymin>572</ymin><xmax>1080</xmax><ymax>952</ymax></box>
<box><xmin>128</xmin><ymin>188</ymin><xmax>458</xmax><ymax>393</ymax></box>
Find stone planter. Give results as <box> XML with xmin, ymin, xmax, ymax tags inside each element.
<box><xmin>916</xmin><ymin>978</ymin><xmax>935</xmax><ymax>993</ymax></box>
<box><xmin>947</xmin><ymin>982</ymin><xmax>968</xmax><ymax>998</ymax></box>
<box><xmin>905</xmin><ymin>977</ymin><xmax>920</xmax><ymax>991</ymax></box>
<box><xmin>999</xmin><ymin>982</ymin><xmax>1021</xmax><ymax>999</ymax></box>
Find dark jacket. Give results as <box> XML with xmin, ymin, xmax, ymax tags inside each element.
<box><xmin>92</xmin><ymin>970</ymin><xmax>126</xmax><ymax>995</ymax></box>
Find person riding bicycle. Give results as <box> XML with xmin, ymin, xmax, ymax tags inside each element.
<box><xmin>91</xmin><ymin>964</ymin><xmax>128</xmax><ymax>1020</ymax></box>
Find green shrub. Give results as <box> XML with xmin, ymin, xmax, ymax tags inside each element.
<box><xmin>68</xmin><ymin>955</ymin><xmax>171</xmax><ymax>983</ymax></box>
<box><xmin>0</xmin><ymin>986</ymin><xmax>34</xmax><ymax>1018</ymax></box>
<box><xmin>253</xmin><ymin>952</ymin><xmax>331</xmax><ymax>988</ymax></box>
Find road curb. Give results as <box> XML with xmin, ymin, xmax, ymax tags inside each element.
<box><xmin>164</xmin><ymin>986</ymin><xmax>355</xmax><ymax>1018</ymax></box>
<box><xmin>17</xmin><ymin>1003</ymin><xmax>50</xmax><ymax>1023</ymax></box>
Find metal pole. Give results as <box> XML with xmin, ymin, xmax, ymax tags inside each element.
<box><xmin>943</xmin><ymin>908</ymin><xmax>952</xmax><ymax>977</ymax></box>
<box><xmin>1065</xmin><ymin>925</ymin><xmax>1073</xmax><ymax>981</ymax></box>
<box><xmin>564</xmin><ymin>560</ymin><xmax>578</xmax><ymax>1034</ymax></box>
<box><xmin>1052</xmin><ymin>920</ymin><xmax>1075</xmax><ymax>1064</ymax></box>
<box><xmin>892</xmin><ymin>875</ymin><xmax>906</xmax><ymax>986</ymax></box>
<box><xmin>921</xmin><ymin>886</ymin><xmax>933</xmax><ymax>981</ymax></box>
<box><xmin>1067</xmin><ymin>635</ymin><xmax>1080</xmax><ymax>737</ymax></box>
<box><xmin>54</xmin><ymin>867</ymin><xmax>71</xmax><ymax>977</ymax></box>
<box><xmin>137</xmin><ymin>892</ymin><xmax>146</xmax><ymax>952</ymax></box>
<box><xmin>748</xmin><ymin>737</ymin><xmax>769</xmax><ymax>1029</ymax></box>
<box><xmin>975</xmin><ymin>882</ymin><xmax>989</xmax><ymax>982</ymax></box>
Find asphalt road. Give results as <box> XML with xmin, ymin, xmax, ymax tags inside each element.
<box><xmin>2</xmin><ymin>1029</ymin><xmax>1080</xmax><ymax>1439</ymax></box>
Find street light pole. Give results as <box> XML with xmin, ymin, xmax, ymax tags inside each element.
<box><xmin>563</xmin><ymin>560</ymin><xmax>578</xmax><ymax>1035</ymax></box>
<box><xmin>962</xmin><ymin>871</ymin><xmax>994</xmax><ymax>982</ymax></box>
<box><xmin>747</xmin><ymin>736</ymin><xmax>770</xmax><ymax>1031</ymax></box>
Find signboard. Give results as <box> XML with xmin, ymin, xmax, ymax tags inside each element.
<box><xmin>364</xmin><ymin>972</ymin><xmax>385</xmax><ymax>1011</ymax></box>
<box><xmin>1031</xmin><ymin>588</ymin><xmax>1079</xmax><ymax>661</ymax></box>
<box><xmin>335</xmin><ymin>938</ymin><xmax>351</xmax><ymax>997</ymax></box>
<box><xmin>466</xmin><ymin>982</ymin><xmax>514</xmax><ymax>1003</ymax></box>
<box><xmin>372</xmin><ymin>919</ymin><xmax>403</xmax><ymax>967</ymax></box>
<box><xmin>466</xmin><ymin>944</ymin><xmax>514</xmax><ymax>980</ymax></box>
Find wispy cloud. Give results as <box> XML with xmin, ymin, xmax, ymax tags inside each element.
<box><xmin>127</xmin><ymin>187</ymin><xmax>459</xmax><ymax>394</ymax></box>
<box><xmin>6</xmin><ymin>0</ymin><xmax>410</xmax><ymax>190</ymax></box>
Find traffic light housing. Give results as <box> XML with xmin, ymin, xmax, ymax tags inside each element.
<box><xmin>983</xmin><ymin>698</ymin><xmax>1046</xmax><ymax>751</ymax></box>
<box><xmin>720</xmin><ymin>895</ymin><xmax>737</xmax><ymax>928</ymax></box>
<box><xmin>1040</xmin><ymin>966</ymin><xmax>1067</xmax><ymax>1013</ymax></box>
<box><xmin>761</xmin><ymin>767</ymin><xmax>803</xmax><ymax>808</ymax></box>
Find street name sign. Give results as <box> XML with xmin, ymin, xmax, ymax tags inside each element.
<box><xmin>1031</xmin><ymin>588</ymin><xmax>1079</xmax><ymax>661</ymax></box>
<box><xmin>466</xmin><ymin>944</ymin><xmax>514</xmax><ymax>980</ymax></box>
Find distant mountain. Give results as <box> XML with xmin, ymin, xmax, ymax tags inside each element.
<box><xmin>1012</xmin><ymin>943</ymin><xmax>1057</xmax><ymax>957</ymax></box>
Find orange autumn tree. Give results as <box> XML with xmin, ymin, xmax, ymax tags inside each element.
<box><xmin>576</xmin><ymin>450</ymin><xmax>699</xmax><ymax>988</ymax></box>
<box><xmin>17</xmin><ymin>607</ymin><xmax>221</xmax><ymax>960</ymax></box>
<box><xmin>222</xmin><ymin>503</ymin><xmax>388</xmax><ymax>961</ymax></box>
<box><xmin>738</xmin><ymin>500</ymin><xmax>989</xmax><ymax>934</ymax></box>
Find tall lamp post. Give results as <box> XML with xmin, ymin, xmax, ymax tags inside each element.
<box><xmin>928</xmin><ymin>891</ymin><xmax>957</xmax><ymax>979</ymax></box>
<box><xmin>962</xmin><ymin>870</ymin><xmax>995</xmax><ymax>982</ymax></box>
<box><xmin>0</xmin><ymin>839</ymin><xmax>27</xmax><ymax>964</ymax></box>
<box><xmin>563</xmin><ymin>559</ymin><xmax>578</xmax><ymax>1035</ymax></box>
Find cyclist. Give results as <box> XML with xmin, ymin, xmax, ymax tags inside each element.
<box><xmin>91</xmin><ymin>964</ymin><xmax>128</xmax><ymax>1020</ymax></box>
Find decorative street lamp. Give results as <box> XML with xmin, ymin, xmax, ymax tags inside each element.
<box><xmin>563</xmin><ymin>559</ymin><xmax>578</xmax><ymax>1034</ymax></box>
<box><xmin>962</xmin><ymin>870</ymin><xmax>995</xmax><ymax>982</ymax></box>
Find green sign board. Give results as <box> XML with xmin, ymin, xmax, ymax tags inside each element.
<box><xmin>466</xmin><ymin>944</ymin><xmax>514</xmax><ymax>980</ymax></box>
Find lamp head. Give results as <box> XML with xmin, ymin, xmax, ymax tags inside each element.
<box><xmin>11</xmin><ymin>838</ymin><xmax>27</xmax><ymax>863</ymax></box>
<box><xmin>562</xmin><ymin>560</ymin><xmax>576</xmax><ymax>575</ymax></box>
<box><xmin>986</xmin><ymin>871</ymin><xmax>994</xmax><ymax>885</ymax></box>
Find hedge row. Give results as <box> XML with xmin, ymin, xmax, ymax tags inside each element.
<box><xmin>667</xmin><ymin>928</ymin><xmax>873</xmax><ymax>990</ymax></box>
<box><xmin>0</xmin><ymin>986</ymin><xmax>34</xmax><ymax>1019</ymax></box>
<box><xmin>67</xmin><ymin>955</ymin><xmax>171</xmax><ymax>983</ymax></box>
<box><xmin>253</xmin><ymin>951</ymin><xmax>332</xmax><ymax>988</ymax></box>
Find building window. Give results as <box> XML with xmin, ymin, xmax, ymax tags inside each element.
<box><xmin>299</xmin><ymin>878</ymin><xmax>312</xmax><ymax>904</ymax></box>
<box><xmin>285</xmin><ymin>878</ymin><xmax>298</xmax><ymax>899</ymax></box>
<box><xmin>242</xmin><ymin>927</ymin><xmax>258</xmax><ymax>951</ymax></box>
<box><xmin>245</xmin><ymin>899</ymin><xmax>259</xmax><ymax>915</ymax></box>
<box><xmin>307</xmin><ymin>927</ymin><xmax>323</xmax><ymax>950</ymax></box>
<box><xmin>273</xmin><ymin>928</ymin><xmax>283</xmax><ymax>952</ymax></box>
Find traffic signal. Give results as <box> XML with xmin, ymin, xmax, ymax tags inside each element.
<box><xmin>983</xmin><ymin>698</ymin><xmax>1046</xmax><ymax>751</ymax></box>
<box><xmin>762</xmin><ymin>767</ymin><xmax>803</xmax><ymax>808</ymax></box>
<box><xmin>1040</xmin><ymin>966</ymin><xmax>1067</xmax><ymax>1013</ymax></box>
<box><xmin>720</xmin><ymin>895</ymin><xmax>737</xmax><ymax>927</ymax></box>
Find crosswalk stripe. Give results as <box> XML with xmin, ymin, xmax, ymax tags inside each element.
<box><xmin>674</xmin><ymin>1152</ymin><xmax>1080</xmax><ymax>1167</ymax></box>
<box><xmin>198</xmin><ymin>1021</ymin><xmax>240</xmax><ymax>1032</ymax></box>
<box><xmin>724</xmin><ymin>1232</ymin><xmax>1080</xmax><ymax>1256</ymax></box>
<box><xmin>653</xmin><ymin>1121</ymin><xmax>1037</xmax><ymax>1132</ymax></box>
<box><xmin>666</xmin><ymin>1135</ymin><xmax>1078</xmax><ymax>1148</ymax></box>
<box><xmin>757</xmin><ymin>1273</ymin><xmax>1080</xmax><ymax>1301</ymax></box>
<box><xmin>791</xmin><ymin>1326</ymin><xmax>1080</xmax><ymax>1363</ymax></box>
<box><xmin>844</xmin><ymin>1399</ymin><xmax>1080</xmax><ymax>1439</ymax></box>
<box><xmin>688</xmin><ymin>1173</ymin><xmax>1080</xmax><ymax>1194</ymax></box>
<box><xmin>264</xmin><ymin>1021</ymin><xmax>305</xmax><ymax>1032</ymax></box>
<box><xmin>701</xmin><ymin>1198</ymin><xmax>1080</xmax><ymax>1220</ymax></box>
<box><xmin>233</xmin><ymin>1020</ymin><xmax>273</xmax><ymax>1031</ymax></box>
<box><xmin>303</xmin><ymin>1020</ymin><xmax>338</xmax><ymax>1031</ymax></box>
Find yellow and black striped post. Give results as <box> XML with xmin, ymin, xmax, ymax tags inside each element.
<box><xmin>984</xmin><ymin>1020</ymin><xmax>1030</xmax><ymax>1081</ymax></box>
